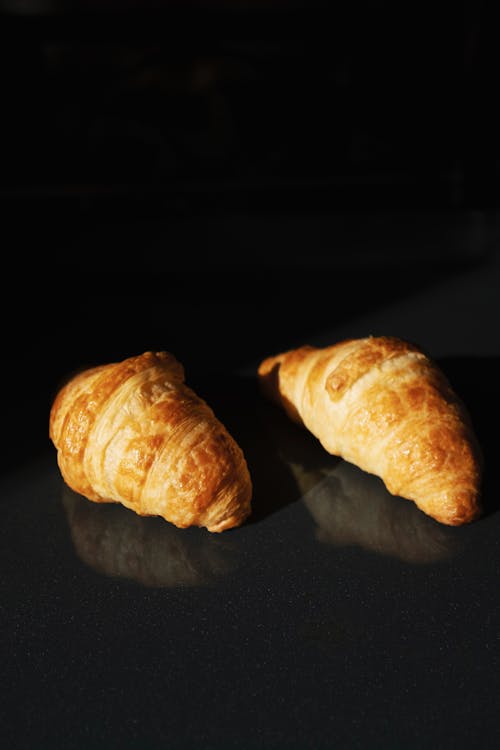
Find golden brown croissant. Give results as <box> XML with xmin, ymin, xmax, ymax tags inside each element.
<box><xmin>258</xmin><ymin>336</ymin><xmax>482</xmax><ymax>526</ymax></box>
<box><xmin>50</xmin><ymin>351</ymin><xmax>252</xmax><ymax>532</ymax></box>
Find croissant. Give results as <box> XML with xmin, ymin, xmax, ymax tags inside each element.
<box><xmin>50</xmin><ymin>351</ymin><xmax>252</xmax><ymax>532</ymax></box>
<box><xmin>258</xmin><ymin>336</ymin><xmax>482</xmax><ymax>525</ymax></box>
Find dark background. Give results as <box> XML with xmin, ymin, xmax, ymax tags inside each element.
<box><xmin>1</xmin><ymin>0</ymin><xmax>498</xmax><ymax>461</ymax></box>
<box><xmin>2</xmin><ymin>0</ymin><xmax>498</xmax><ymax>261</ymax></box>
<box><xmin>2</xmin><ymin>0</ymin><xmax>498</xmax><ymax>467</ymax></box>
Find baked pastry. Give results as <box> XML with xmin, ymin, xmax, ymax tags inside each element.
<box><xmin>258</xmin><ymin>336</ymin><xmax>482</xmax><ymax>525</ymax></box>
<box><xmin>50</xmin><ymin>351</ymin><xmax>252</xmax><ymax>532</ymax></box>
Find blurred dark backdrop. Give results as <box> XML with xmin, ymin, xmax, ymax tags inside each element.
<box><xmin>0</xmin><ymin>0</ymin><xmax>498</xmax><ymax>470</ymax></box>
<box><xmin>1</xmin><ymin>0</ymin><xmax>498</xmax><ymax>251</ymax></box>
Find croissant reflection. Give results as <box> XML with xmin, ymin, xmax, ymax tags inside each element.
<box><xmin>261</xmin><ymin>400</ymin><xmax>459</xmax><ymax>563</ymax></box>
<box><xmin>296</xmin><ymin>461</ymin><xmax>459</xmax><ymax>563</ymax></box>
<box><xmin>62</xmin><ymin>488</ymin><xmax>235</xmax><ymax>587</ymax></box>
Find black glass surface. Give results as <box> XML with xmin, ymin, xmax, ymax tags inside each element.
<box><xmin>2</xmin><ymin>342</ymin><xmax>499</xmax><ymax>749</ymax></box>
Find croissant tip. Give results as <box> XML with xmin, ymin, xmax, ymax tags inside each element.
<box><xmin>206</xmin><ymin>514</ymin><xmax>249</xmax><ymax>533</ymax></box>
<box><xmin>425</xmin><ymin>496</ymin><xmax>482</xmax><ymax>526</ymax></box>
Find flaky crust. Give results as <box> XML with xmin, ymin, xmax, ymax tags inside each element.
<box><xmin>50</xmin><ymin>352</ymin><xmax>252</xmax><ymax>532</ymax></box>
<box><xmin>258</xmin><ymin>336</ymin><xmax>482</xmax><ymax>525</ymax></box>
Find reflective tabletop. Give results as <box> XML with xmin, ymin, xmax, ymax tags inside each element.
<box><xmin>2</xmin><ymin>236</ymin><xmax>500</xmax><ymax>749</ymax></box>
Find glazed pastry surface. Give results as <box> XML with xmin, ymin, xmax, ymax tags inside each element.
<box><xmin>50</xmin><ymin>351</ymin><xmax>252</xmax><ymax>532</ymax></box>
<box><xmin>258</xmin><ymin>336</ymin><xmax>482</xmax><ymax>525</ymax></box>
